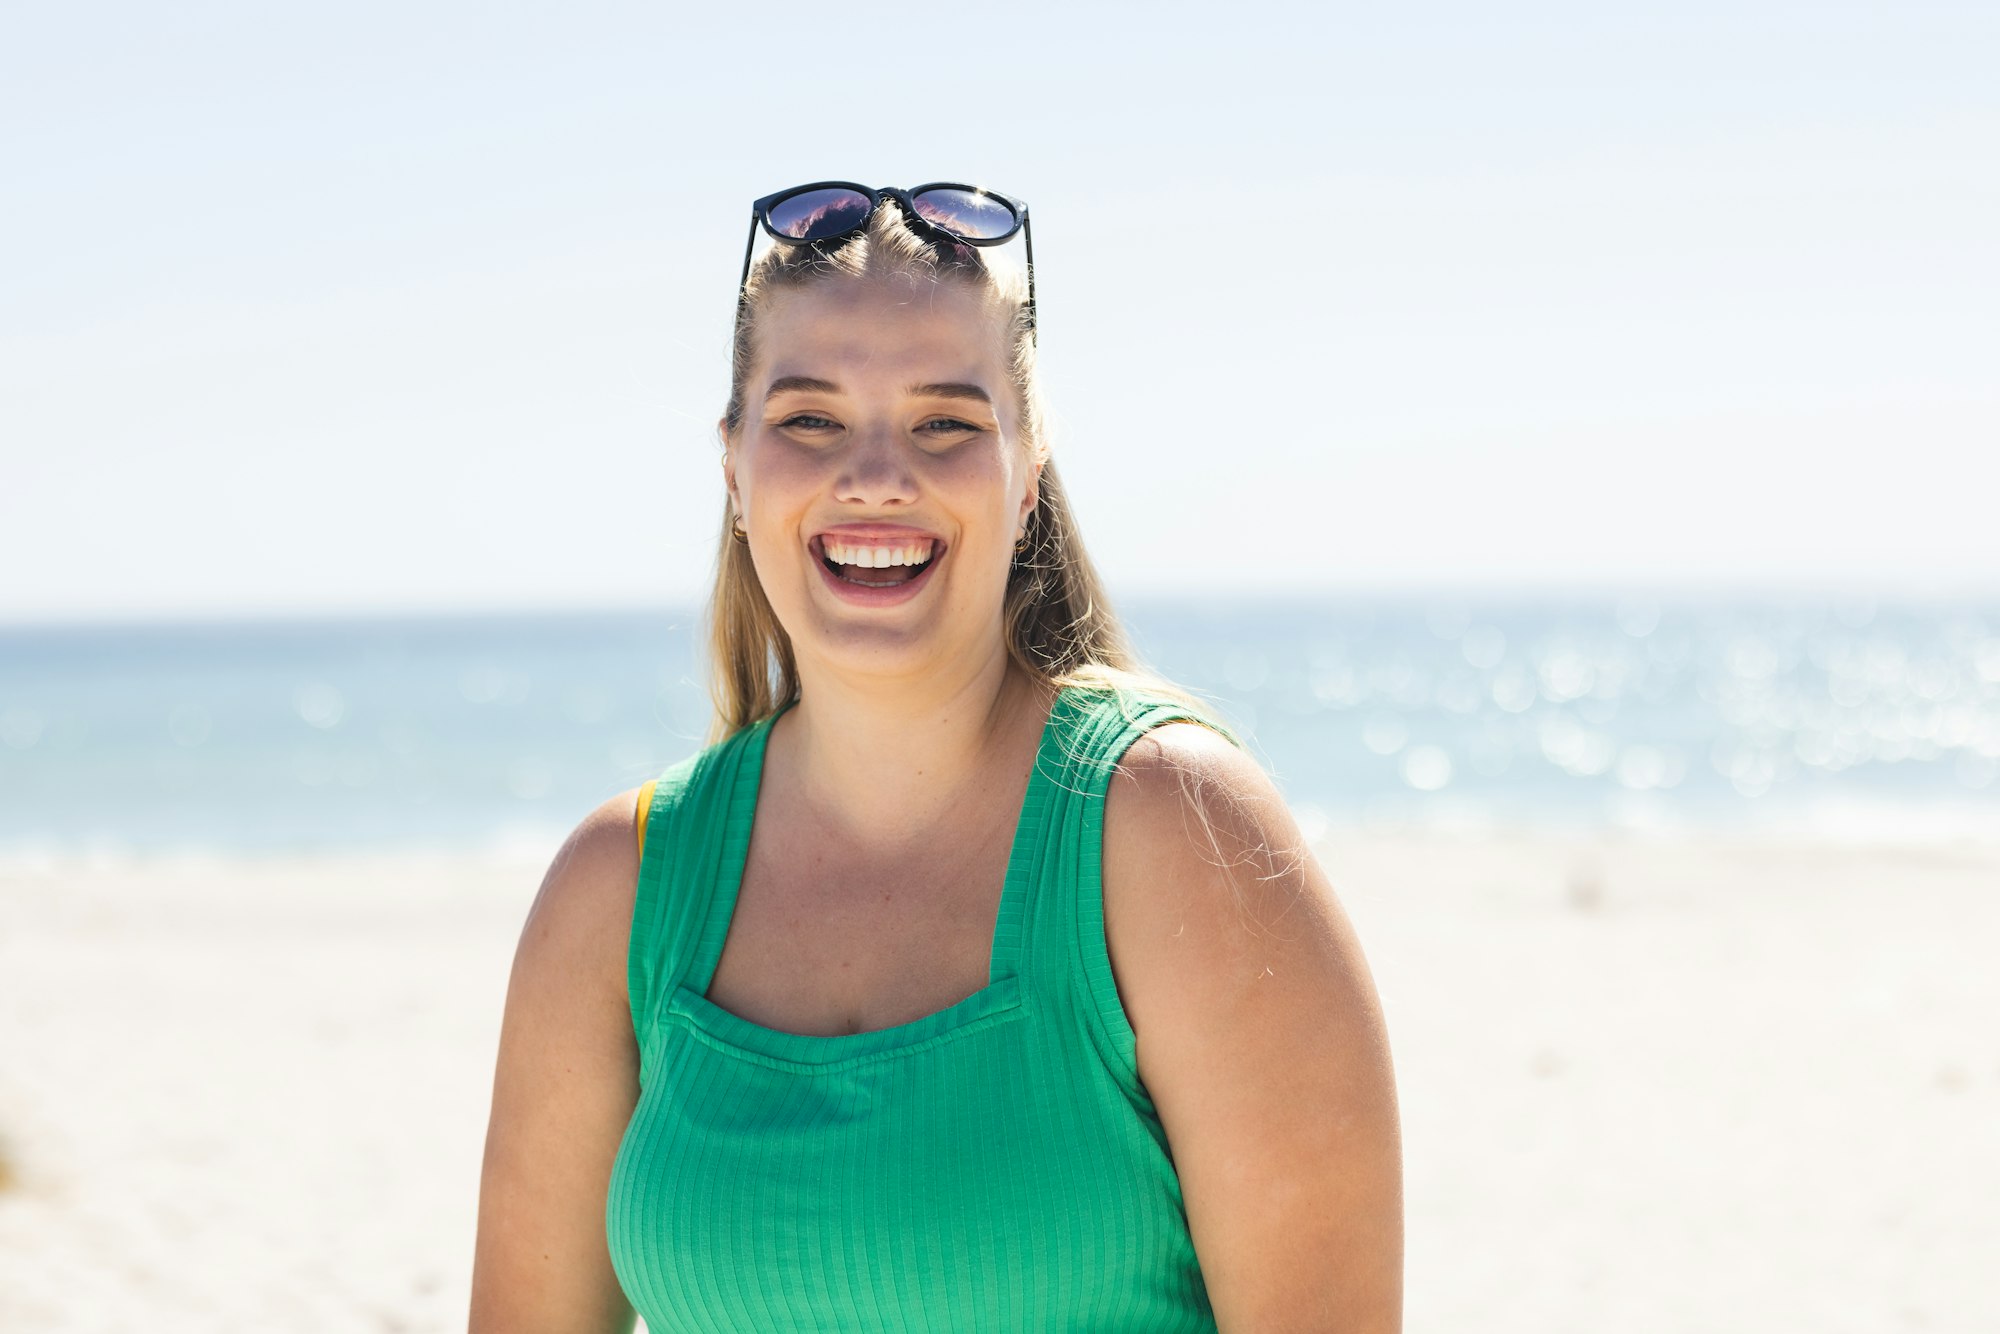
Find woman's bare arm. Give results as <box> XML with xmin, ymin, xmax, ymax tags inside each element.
<box><xmin>1104</xmin><ymin>724</ymin><xmax>1403</xmax><ymax>1332</ymax></box>
<box><xmin>469</xmin><ymin>791</ymin><xmax>645</xmax><ymax>1334</ymax></box>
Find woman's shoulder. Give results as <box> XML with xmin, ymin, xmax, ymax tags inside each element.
<box><xmin>1100</xmin><ymin>710</ymin><xmax>1283</xmax><ymax>889</ymax></box>
<box><xmin>1095</xmin><ymin>699</ymin><xmax>1360</xmax><ymax>1047</ymax></box>
<box><xmin>525</xmin><ymin>714</ymin><xmax>760</xmax><ymax>997</ymax></box>
<box><xmin>633</xmin><ymin>713</ymin><xmax>779</xmax><ymax>856</ymax></box>
<box><xmin>1053</xmin><ymin>673</ymin><xmax>1249</xmax><ymax>754</ymax></box>
<box><xmin>544</xmin><ymin>710</ymin><xmax>779</xmax><ymax>975</ymax></box>
<box><xmin>1093</xmin><ymin>682</ymin><xmax>1315</xmax><ymax>1017</ymax></box>
<box><xmin>508</xmin><ymin>786</ymin><xmax>652</xmax><ymax>1020</ymax></box>
<box><xmin>1097</xmin><ymin>709</ymin><xmax>1402</xmax><ymax>1324</ymax></box>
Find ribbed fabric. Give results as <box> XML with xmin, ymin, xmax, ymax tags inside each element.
<box><xmin>607</xmin><ymin>683</ymin><xmax>1244</xmax><ymax>1332</ymax></box>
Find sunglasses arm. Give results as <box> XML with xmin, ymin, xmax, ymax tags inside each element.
<box><xmin>736</xmin><ymin>211</ymin><xmax>761</xmax><ymax>315</ymax></box>
<box><xmin>1021</xmin><ymin>212</ymin><xmax>1037</xmax><ymax>344</ymax></box>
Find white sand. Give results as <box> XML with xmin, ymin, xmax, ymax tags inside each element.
<box><xmin>1</xmin><ymin>832</ymin><xmax>1994</xmax><ymax>1332</ymax></box>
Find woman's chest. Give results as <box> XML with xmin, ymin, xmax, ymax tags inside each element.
<box><xmin>607</xmin><ymin>1009</ymin><xmax>1216</xmax><ymax>1333</ymax></box>
<box><xmin>703</xmin><ymin>812</ymin><xmax>1019</xmax><ymax>1037</ymax></box>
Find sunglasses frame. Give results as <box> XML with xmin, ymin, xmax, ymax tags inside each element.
<box><xmin>737</xmin><ymin>181</ymin><xmax>1036</xmax><ymax>342</ymax></box>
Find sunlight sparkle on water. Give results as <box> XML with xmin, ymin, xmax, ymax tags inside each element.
<box><xmin>1</xmin><ymin>707</ymin><xmax>46</xmax><ymax>750</ymax></box>
<box><xmin>293</xmin><ymin>683</ymin><xmax>345</xmax><ymax>730</ymax></box>
<box><xmin>1400</xmin><ymin>745</ymin><xmax>1453</xmax><ymax>791</ymax></box>
<box><xmin>1459</xmin><ymin>625</ymin><xmax>1507</xmax><ymax>670</ymax></box>
<box><xmin>1361</xmin><ymin>711</ymin><xmax>1408</xmax><ymax>756</ymax></box>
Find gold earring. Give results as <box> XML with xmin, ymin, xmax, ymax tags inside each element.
<box><xmin>732</xmin><ymin>514</ymin><xmax>749</xmax><ymax>543</ymax></box>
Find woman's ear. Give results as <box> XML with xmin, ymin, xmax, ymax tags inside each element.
<box><xmin>1019</xmin><ymin>458</ymin><xmax>1043</xmax><ymax>529</ymax></box>
<box><xmin>719</xmin><ymin>417</ymin><xmax>739</xmax><ymax>512</ymax></box>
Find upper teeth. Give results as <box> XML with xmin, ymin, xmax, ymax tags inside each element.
<box><xmin>823</xmin><ymin>540</ymin><xmax>933</xmax><ymax>568</ymax></box>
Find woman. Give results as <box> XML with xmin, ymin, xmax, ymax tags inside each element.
<box><xmin>471</xmin><ymin>182</ymin><xmax>1402</xmax><ymax>1331</ymax></box>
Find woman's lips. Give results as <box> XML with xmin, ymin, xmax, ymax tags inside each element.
<box><xmin>813</xmin><ymin>523</ymin><xmax>944</xmax><ymax>546</ymax></box>
<box><xmin>810</xmin><ymin>536</ymin><xmax>945</xmax><ymax>607</ymax></box>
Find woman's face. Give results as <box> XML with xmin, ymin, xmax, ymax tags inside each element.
<box><xmin>723</xmin><ymin>273</ymin><xmax>1041</xmax><ymax>684</ymax></box>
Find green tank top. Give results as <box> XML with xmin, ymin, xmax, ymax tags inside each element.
<box><xmin>606</xmin><ymin>683</ymin><xmax>1243</xmax><ymax>1331</ymax></box>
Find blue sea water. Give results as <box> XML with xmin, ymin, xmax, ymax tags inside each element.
<box><xmin>2</xmin><ymin>593</ymin><xmax>1995</xmax><ymax>859</ymax></box>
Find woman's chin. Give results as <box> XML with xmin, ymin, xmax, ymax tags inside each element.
<box><xmin>780</xmin><ymin>593</ymin><xmax>1012</xmax><ymax>681</ymax></box>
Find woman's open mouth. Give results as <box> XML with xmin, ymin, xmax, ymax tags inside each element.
<box><xmin>811</xmin><ymin>535</ymin><xmax>945</xmax><ymax>605</ymax></box>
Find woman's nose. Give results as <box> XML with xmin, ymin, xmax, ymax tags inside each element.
<box><xmin>833</xmin><ymin>427</ymin><xmax>919</xmax><ymax>504</ymax></box>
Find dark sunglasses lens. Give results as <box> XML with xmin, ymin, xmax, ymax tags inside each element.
<box><xmin>910</xmin><ymin>188</ymin><xmax>1018</xmax><ymax>241</ymax></box>
<box><xmin>766</xmin><ymin>188</ymin><xmax>874</xmax><ymax>240</ymax></box>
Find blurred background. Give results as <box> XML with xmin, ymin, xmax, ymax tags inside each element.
<box><xmin>2</xmin><ymin>1</ymin><xmax>1995</xmax><ymax>1330</ymax></box>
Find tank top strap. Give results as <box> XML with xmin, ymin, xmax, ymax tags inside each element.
<box><xmin>1019</xmin><ymin>683</ymin><xmax>1247</xmax><ymax>1100</ymax></box>
<box><xmin>628</xmin><ymin>704</ymin><xmax>790</xmax><ymax>1085</ymax></box>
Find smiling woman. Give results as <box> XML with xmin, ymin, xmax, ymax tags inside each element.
<box><xmin>470</xmin><ymin>185</ymin><xmax>1403</xmax><ymax>1332</ymax></box>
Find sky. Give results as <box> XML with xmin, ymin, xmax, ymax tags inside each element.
<box><xmin>3</xmin><ymin>0</ymin><xmax>1995</xmax><ymax>623</ymax></box>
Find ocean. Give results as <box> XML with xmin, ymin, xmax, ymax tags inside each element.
<box><xmin>2</xmin><ymin>593</ymin><xmax>1995</xmax><ymax>859</ymax></box>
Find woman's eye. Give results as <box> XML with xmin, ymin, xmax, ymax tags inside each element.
<box><xmin>776</xmin><ymin>413</ymin><xmax>980</xmax><ymax>439</ymax></box>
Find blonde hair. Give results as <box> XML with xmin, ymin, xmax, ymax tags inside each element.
<box><xmin>703</xmin><ymin>202</ymin><xmax>1214</xmax><ymax>743</ymax></box>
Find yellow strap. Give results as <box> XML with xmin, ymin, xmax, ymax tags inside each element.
<box><xmin>635</xmin><ymin>778</ymin><xmax>657</xmax><ymax>858</ymax></box>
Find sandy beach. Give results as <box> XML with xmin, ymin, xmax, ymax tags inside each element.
<box><xmin>2</xmin><ymin>830</ymin><xmax>1994</xmax><ymax>1332</ymax></box>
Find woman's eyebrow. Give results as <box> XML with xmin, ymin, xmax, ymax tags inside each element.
<box><xmin>764</xmin><ymin>376</ymin><xmax>993</xmax><ymax>406</ymax></box>
<box><xmin>908</xmin><ymin>382</ymin><xmax>993</xmax><ymax>406</ymax></box>
<box><xmin>765</xmin><ymin>375</ymin><xmax>840</xmax><ymax>401</ymax></box>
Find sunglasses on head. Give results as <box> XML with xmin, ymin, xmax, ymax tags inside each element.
<box><xmin>738</xmin><ymin>181</ymin><xmax>1035</xmax><ymax>341</ymax></box>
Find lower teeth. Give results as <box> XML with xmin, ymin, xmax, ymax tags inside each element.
<box><xmin>831</xmin><ymin>560</ymin><xmax>929</xmax><ymax>588</ymax></box>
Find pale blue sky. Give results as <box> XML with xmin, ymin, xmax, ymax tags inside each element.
<box><xmin>4</xmin><ymin>0</ymin><xmax>1994</xmax><ymax>622</ymax></box>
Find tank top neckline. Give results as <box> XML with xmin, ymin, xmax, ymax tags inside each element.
<box><xmin>666</xmin><ymin>684</ymin><xmax>1081</xmax><ymax>1068</ymax></box>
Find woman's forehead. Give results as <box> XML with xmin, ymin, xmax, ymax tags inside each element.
<box><xmin>756</xmin><ymin>278</ymin><xmax>1011</xmax><ymax>388</ymax></box>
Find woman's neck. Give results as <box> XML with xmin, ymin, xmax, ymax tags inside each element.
<box><xmin>771</xmin><ymin>650</ymin><xmax>1055</xmax><ymax>854</ymax></box>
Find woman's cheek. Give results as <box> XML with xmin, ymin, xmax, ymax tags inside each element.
<box><xmin>743</xmin><ymin>435</ymin><xmax>829</xmax><ymax>495</ymax></box>
<box><xmin>924</xmin><ymin>440</ymin><xmax>1013</xmax><ymax>488</ymax></box>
